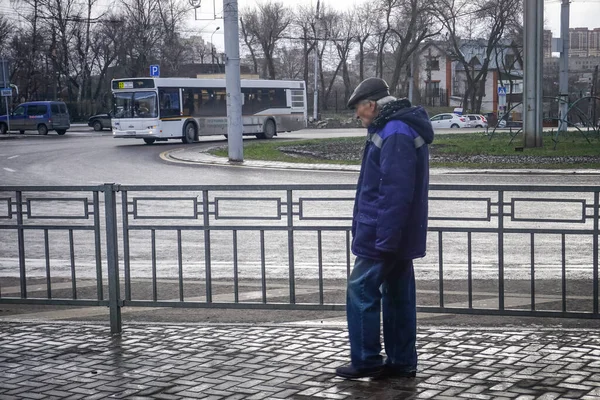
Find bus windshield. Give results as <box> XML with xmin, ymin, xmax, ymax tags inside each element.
<box><xmin>113</xmin><ymin>91</ymin><xmax>158</xmax><ymax>119</ymax></box>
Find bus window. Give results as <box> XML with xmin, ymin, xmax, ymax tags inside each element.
<box><xmin>182</xmin><ymin>88</ymin><xmax>195</xmax><ymax>116</ymax></box>
<box><xmin>242</xmin><ymin>88</ymin><xmax>256</xmax><ymax>115</ymax></box>
<box><xmin>272</xmin><ymin>89</ymin><xmax>287</xmax><ymax>108</ymax></box>
<box><xmin>159</xmin><ymin>88</ymin><xmax>180</xmax><ymax>117</ymax></box>
<box><xmin>114</xmin><ymin>92</ymin><xmax>134</xmax><ymax>118</ymax></box>
<box><xmin>134</xmin><ymin>91</ymin><xmax>157</xmax><ymax>118</ymax></box>
<box><xmin>291</xmin><ymin>90</ymin><xmax>304</xmax><ymax>108</ymax></box>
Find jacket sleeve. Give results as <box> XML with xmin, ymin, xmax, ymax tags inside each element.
<box><xmin>375</xmin><ymin>128</ymin><xmax>417</xmax><ymax>254</ymax></box>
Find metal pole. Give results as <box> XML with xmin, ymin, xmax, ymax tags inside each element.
<box><xmin>313</xmin><ymin>0</ymin><xmax>320</xmax><ymax>121</ymax></box>
<box><xmin>211</xmin><ymin>27</ymin><xmax>220</xmax><ymax>74</ymax></box>
<box><xmin>313</xmin><ymin>43</ymin><xmax>319</xmax><ymax>121</ymax></box>
<box><xmin>5</xmin><ymin>97</ymin><xmax>9</xmax><ymax>133</ymax></box>
<box><xmin>104</xmin><ymin>183</ymin><xmax>122</xmax><ymax>335</ymax></box>
<box><xmin>2</xmin><ymin>60</ymin><xmax>10</xmax><ymax>132</ymax></box>
<box><xmin>558</xmin><ymin>0</ymin><xmax>570</xmax><ymax>132</ymax></box>
<box><xmin>223</xmin><ymin>0</ymin><xmax>243</xmax><ymax>162</ymax></box>
<box><xmin>523</xmin><ymin>0</ymin><xmax>544</xmax><ymax>147</ymax></box>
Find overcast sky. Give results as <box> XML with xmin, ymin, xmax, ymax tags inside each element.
<box><xmin>200</xmin><ymin>0</ymin><xmax>600</xmax><ymax>50</ymax></box>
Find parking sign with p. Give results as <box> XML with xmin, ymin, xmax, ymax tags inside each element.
<box><xmin>150</xmin><ymin>65</ymin><xmax>160</xmax><ymax>77</ymax></box>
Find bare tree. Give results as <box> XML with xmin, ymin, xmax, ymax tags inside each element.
<box><xmin>312</xmin><ymin>4</ymin><xmax>336</xmax><ymax>110</ymax></box>
<box><xmin>355</xmin><ymin>3</ymin><xmax>376</xmax><ymax>82</ymax></box>
<box><xmin>435</xmin><ymin>0</ymin><xmax>522</xmax><ymax>113</ymax></box>
<box><xmin>119</xmin><ymin>0</ymin><xmax>163</xmax><ymax>77</ymax></box>
<box><xmin>89</xmin><ymin>14</ymin><xmax>124</xmax><ymax>106</ymax></box>
<box><xmin>156</xmin><ymin>0</ymin><xmax>189</xmax><ymax>75</ymax></box>
<box><xmin>0</xmin><ymin>15</ymin><xmax>13</xmax><ymax>57</ymax></box>
<box><xmin>291</xmin><ymin>4</ymin><xmax>318</xmax><ymax>88</ymax></box>
<box><xmin>277</xmin><ymin>45</ymin><xmax>303</xmax><ymax>80</ymax></box>
<box><xmin>332</xmin><ymin>11</ymin><xmax>356</xmax><ymax>104</ymax></box>
<box><xmin>386</xmin><ymin>0</ymin><xmax>441</xmax><ymax>94</ymax></box>
<box><xmin>239</xmin><ymin>11</ymin><xmax>261</xmax><ymax>75</ymax></box>
<box><xmin>239</xmin><ymin>1</ymin><xmax>291</xmax><ymax>79</ymax></box>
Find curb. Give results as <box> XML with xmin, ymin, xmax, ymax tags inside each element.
<box><xmin>163</xmin><ymin>147</ymin><xmax>600</xmax><ymax>175</ymax></box>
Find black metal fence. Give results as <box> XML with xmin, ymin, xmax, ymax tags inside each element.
<box><xmin>0</xmin><ymin>184</ymin><xmax>598</xmax><ymax>334</ymax></box>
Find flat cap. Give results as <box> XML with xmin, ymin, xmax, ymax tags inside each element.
<box><xmin>347</xmin><ymin>77</ymin><xmax>390</xmax><ymax>109</ymax></box>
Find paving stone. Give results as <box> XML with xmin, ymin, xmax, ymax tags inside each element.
<box><xmin>1</xmin><ymin>322</ymin><xmax>600</xmax><ymax>399</ymax></box>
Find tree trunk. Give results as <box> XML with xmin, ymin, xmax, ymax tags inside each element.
<box><xmin>358</xmin><ymin>40</ymin><xmax>366</xmax><ymax>82</ymax></box>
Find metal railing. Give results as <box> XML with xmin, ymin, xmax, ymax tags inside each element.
<box><xmin>0</xmin><ymin>184</ymin><xmax>598</xmax><ymax>334</ymax></box>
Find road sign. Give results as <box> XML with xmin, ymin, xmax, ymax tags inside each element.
<box><xmin>499</xmin><ymin>95</ymin><xmax>506</xmax><ymax>108</ymax></box>
<box><xmin>1</xmin><ymin>88</ymin><xmax>11</xmax><ymax>97</ymax></box>
<box><xmin>150</xmin><ymin>65</ymin><xmax>160</xmax><ymax>77</ymax></box>
<box><xmin>498</xmin><ymin>86</ymin><xmax>507</xmax><ymax>96</ymax></box>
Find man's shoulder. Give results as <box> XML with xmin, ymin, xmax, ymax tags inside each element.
<box><xmin>378</xmin><ymin>120</ymin><xmax>415</xmax><ymax>140</ymax></box>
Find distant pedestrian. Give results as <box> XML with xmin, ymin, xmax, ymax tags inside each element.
<box><xmin>336</xmin><ymin>78</ymin><xmax>434</xmax><ymax>380</ymax></box>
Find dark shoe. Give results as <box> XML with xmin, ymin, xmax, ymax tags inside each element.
<box><xmin>335</xmin><ymin>363</ymin><xmax>384</xmax><ymax>379</ymax></box>
<box><xmin>374</xmin><ymin>365</ymin><xmax>417</xmax><ymax>379</ymax></box>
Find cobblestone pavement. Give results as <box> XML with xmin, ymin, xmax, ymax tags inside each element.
<box><xmin>1</xmin><ymin>322</ymin><xmax>600</xmax><ymax>400</ymax></box>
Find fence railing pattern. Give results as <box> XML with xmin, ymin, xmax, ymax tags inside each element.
<box><xmin>0</xmin><ymin>184</ymin><xmax>598</xmax><ymax>334</ymax></box>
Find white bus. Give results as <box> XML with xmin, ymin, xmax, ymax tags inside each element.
<box><xmin>110</xmin><ymin>77</ymin><xmax>307</xmax><ymax>144</ymax></box>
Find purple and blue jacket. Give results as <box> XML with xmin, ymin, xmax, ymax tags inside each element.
<box><xmin>352</xmin><ymin>105</ymin><xmax>434</xmax><ymax>261</ymax></box>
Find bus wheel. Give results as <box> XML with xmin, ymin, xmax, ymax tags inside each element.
<box><xmin>56</xmin><ymin>130</ymin><xmax>66</xmax><ymax>135</ymax></box>
<box><xmin>0</xmin><ymin>123</ymin><xmax>7</xmax><ymax>134</ymax></box>
<box><xmin>38</xmin><ymin>124</ymin><xmax>48</xmax><ymax>135</ymax></box>
<box><xmin>257</xmin><ymin>119</ymin><xmax>276</xmax><ymax>139</ymax></box>
<box><xmin>182</xmin><ymin>122</ymin><xmax>197</xmax><ymax>144</ymax></box>
<box><xmin>144</xmin><ymin>138</ymin><xmax>155</xmax><ymax>145</ymax></box>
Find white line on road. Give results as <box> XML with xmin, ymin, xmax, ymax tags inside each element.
<box><xmin>7</xmin><ymin>155</ymin><xmax>19</xmax><ymax>159</ymax></box>
<box><xmin>3</xmin><ymin>168</ymin><xmax>15</xmax><ymax>172</ymax></box>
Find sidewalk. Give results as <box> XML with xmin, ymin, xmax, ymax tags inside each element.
<box><xmin>1</xmin><ymin>321</ymin><xmax>600</xmax><ymax>399</ymax></box>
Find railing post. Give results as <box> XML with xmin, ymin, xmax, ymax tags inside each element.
<box><xmin>15</xmin><ymin>191</ymin><xmax>27</xmax><ymax>298</ymax></box>
<box><xmin>104</xmin><ymin>183</ymin><xmax>122</xmax><ymax>335</ymax></box>
<box><xmin>498</xmin><ymin>190</ymin><xmax>505</xmax><ymax>311</ymax></box>
<box><xmin>287</xmin><ymin>190</ymin><xmax>295</xmax><ymax>304</ymax></box>
<box><xmin>594</xmin><ymin>191</ymin><xmax>599</xmax><ymax>315</ymax></box>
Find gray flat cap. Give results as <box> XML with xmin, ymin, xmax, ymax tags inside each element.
<box><xmin>347</xmin><ymin>77</ymin><xmax>390</xmax><ymax>109</ymax></box>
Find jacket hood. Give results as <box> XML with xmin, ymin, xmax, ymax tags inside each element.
<box><xmin>370</xmin><ymin>99</ymin><xmax>434</xmax><ymax>144</ymax></box>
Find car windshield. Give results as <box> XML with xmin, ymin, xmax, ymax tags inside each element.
<box><xmin>113</xmin><ymin>91</ymin><xmax>158</xmax><ymax>119</ymax></box>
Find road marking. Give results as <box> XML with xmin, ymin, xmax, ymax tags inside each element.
<box><xmin>3</xmin><ymin>168</ymin><xmax>15</xmax><ymax>172</ymax></box>
<box><xmin>7</xmin><ymin>155</ymin><xmax>19</xmax><ymax>159</ymax></box>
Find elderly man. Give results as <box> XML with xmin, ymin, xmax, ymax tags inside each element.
<box><xmin>336</xmin><ymin>78</ymin><xmax>434</xmax><ymax>380</ymax></box>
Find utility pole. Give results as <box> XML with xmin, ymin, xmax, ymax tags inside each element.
<box><xmin>558</xmin><ymin>0</ymin><xmax>570</xmax><ymax>132</ymax></box>
<box><xmin>523</xmin><ymin>0</ymin><xmax>544</xmax><ymax>147</ymax></box>
<box><xmin>313</xmin><ymin>0</ymin><xmax>320</xmax><ymax>121</ymax></box>
<box><xmin>224</xmin><ymin>0</ymin><xmax>243</xmax><ymax>162</ymax></box>
<box><xmin>590</xmin><ymin>65</ymin><xmax>598</xmax><ymax>126</ymax></box>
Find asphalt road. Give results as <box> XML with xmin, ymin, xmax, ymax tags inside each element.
<box><xmin>1</xmin><ymin>127</ymin><xmax>599</xmax><ymax>328</ymax></box>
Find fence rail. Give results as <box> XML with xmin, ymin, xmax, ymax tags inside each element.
<box><xmin>0</xmin><ymin>184</ymin><xmax>598</xmax><ymax>334</ymax></box>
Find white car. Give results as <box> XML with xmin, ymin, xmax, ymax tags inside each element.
<box><xmin>464</xmin><ymin>114</ymin><xmax>488</xmax><ymax>128</ymax></box>
<box><xmin>430</xmin><ymin>113</ymin><xmax>471</xmax><ymax>128</ymax></box>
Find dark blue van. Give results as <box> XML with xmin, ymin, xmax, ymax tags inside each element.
<box><xmin>0</xmin><ymin>101</ymin><xmax>70</xmax><ymax>135</ymax></box>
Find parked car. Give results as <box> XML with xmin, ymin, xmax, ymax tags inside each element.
<box><xmin>465</xmin><ymin>114</ymin><xmax>488</xmax><ymax>128</ymax></box>
<box><xmin>497</xmin><ymin>116</ymin><xmax>523</xmax><ymax>128</ymax></box>
<box><xmin>430</xmin><ymin>113</ymin><xmax>471</xmax><ymax>128</ymax></box>
<box><xmin>88</xmin><ymin>112</ymin><xmax>112</xmax><ymax>131</ymax></box>
<box><xmin>0</xmin><ymin>101</ymin><xmax>70</xmax><ymax>135</ymax></box>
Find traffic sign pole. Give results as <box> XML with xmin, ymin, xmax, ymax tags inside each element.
<box><xmin>1</xmin><ymin>61</ymin><xmax>10</xmax><ymax>133</ymax></box>
<box><xmin>5</xmin><ymin>96</ymin><xmax>9</xmax><ymax>133</ymax></box>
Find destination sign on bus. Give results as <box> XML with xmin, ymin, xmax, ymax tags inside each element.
<box><xmin>112</xmin><ymin>79</ymin><xmax>155</xmax><ymax>90</ymax></box>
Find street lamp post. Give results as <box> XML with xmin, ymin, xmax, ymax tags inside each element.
<box><xmin>211</xmin><ymin>26</ymin><xmax>220</xmax><ymax>74</ymax></box>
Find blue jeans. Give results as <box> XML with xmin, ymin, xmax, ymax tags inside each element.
<box><xmin>346</xmin><ymin>256</ymin><xmax>417</xmax><ymax>370</ymax></box>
